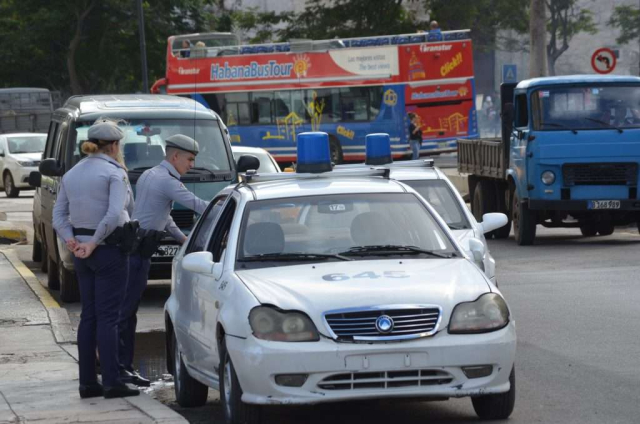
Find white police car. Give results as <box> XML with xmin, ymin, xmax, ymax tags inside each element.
<box><xmin>165</xmin><ymin>133</ymin><xmax>516</xmax><ymax>424</ymax></box>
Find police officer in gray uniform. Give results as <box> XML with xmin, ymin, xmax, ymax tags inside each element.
<box><xmin>118</xmin><ymin>134</ymin><xmax>208</xmax><ymax>385</ymax></box>
<box><xmin>53</xmin><ymin>119</ymin><xmax>139</xmax><ymax>399</ymax></box>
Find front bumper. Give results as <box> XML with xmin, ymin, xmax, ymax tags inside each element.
<box><xmin>226</xmin><ymin>322</ymin><xmax>516</xmax><ymax>405</ymax></box>
<box><xmin>529</xmin><ymin>199</ymin><xmax>640</xmax><ymax>211</ymax></box>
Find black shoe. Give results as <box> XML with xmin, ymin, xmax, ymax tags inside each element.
<box><xmin>103</xmin><ymin>383</ymin><xmax>140</xmax><ymax>399</ymax></box>
<box><xmin>79</xmin><ymin>382</ymin><xmax>104</xmax><ymax>399</ymax></box>
<box><xmin>120</xmin><ymin>369</ymin><xmax>151</xmax><ymax>387</ymax></box>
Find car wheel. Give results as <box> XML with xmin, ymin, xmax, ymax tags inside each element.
<box><xmin>220</xmin><ymin>338</ymin><xmax>261</xmax><ymax>424</ymax></box>
<box><xmin>512</xmin><ymin>190</ymin><xmax>536</xmax><ymax>245</ymax></box>
<box><xmin>472</xmin><ymin>367</ymin><xmax>516</xmax><ymax>420</ymax></box>
<box><xmin>597</xmin><ymin>222</ymin><xmax>614</xmax><ymax>236</ymax></box>
<box><xmin>173</xmin><ymin>332</ymin><xmax>208</xmax><ymax>407</ymax></box>
<box><xmin>32</xmin><ymin>230</ymin><xmax>43</xmax><ymax>262</ymax></box>
<box><xmin>47</xmin><ymin>250</ymin><xmax>60</xmax><ymax>290</ymax></box>
<box><xmin>579</xmin><ymin>224</ymin><xmax>597</xmax><ymax>237</ymax></box>
<box><xmin>4</xmin><ymin>172</ymin><xmax>20</xmax><ymax>198</ymax></box>
<box><xmin>59</xmin><ymin>262</ymin><xmax>80</xmax><ymax>303</ymax></box>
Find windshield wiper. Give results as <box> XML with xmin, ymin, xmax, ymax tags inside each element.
<box><xmin>238</xmin><ymin>252</ymin><xmax>352</xmax><ymax>262</ymax></box>
<box><xmin>188</xmin><ymin>167</ymin><xmax>216</xmax><ymax>176</ymax></box>
<box><xmin>584</xmin><ymin>118</ymin><xmax>623</xmax><ymax>133</ymax></box>
<box><xmin>339</xmin><ymin>245</ymin><xmax>455</xmax><ymax>259</ymax></box>
<box><xmin>447</xmin><ymin>224</ymin><xmax>469</xmax><ymax>230</ymax></box>
<box><xmin>540</xmin><ymin>122</ymin><xmax>578</xmax><ymax>134</ymax></box>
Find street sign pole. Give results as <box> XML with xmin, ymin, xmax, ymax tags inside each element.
<box><xmin>137</xmin><ymin>0</ymin><xmax>149</xmax><ymax>93</ymax></box>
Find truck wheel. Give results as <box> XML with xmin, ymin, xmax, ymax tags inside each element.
<box><xmin>220</xmin><ymin>337</ymin><xmax>261</xmax><ymax>424</ymax></box>
<box><xmin>512</xmin><ymin>191</ymin><xmax>536</xmax><ymax>245</ymax></box>
<box><xmin>32</xmin><ymin>230</ymin><xmax>42</xmax><ymax>262</ymax></box>
<box><xmin>47</xmin><ymin>251</ymin><xmax>60</xmax><ymax>290</ymax></box>
<box><xmin>3</xmin><ymin>172</ymin><xmax>20</xmax><ymax>198</ymax></box>
<box><xmin>472</xmin><ymin>181</ymin><xmax>497</xmax><ymax>237</ymax></box>
<box><xmin>493</xmin><ymin>186</ymin><xmax>512</xmax><ymax>239</ymax></box>
<box><xmin>472</xmin><ymin>367</ymin><xmax>516</xmax><ymax>420</ymax></box>
<box><xmin>173</xmin><ymin>332</ymin><xmax>208</xmax><ymax>407</ymax></box>
<box><xmin>580</xmin><ymin>224</ymin><xmax>597</xmax><ymax>237</ymax></box>
<box><xmin>329</xmin><ymin>137</ymin><xmax>343</xmax><ymax>165</ymax></box>
<box><xmin>59</xmin><ymin>263</ymin><xmax>80</xmax><ymax>303</ymax></box>
<box><xmin>597</xmin><ymin>222</ymin><xmax>614</xmax><ymax>236</ymax></box>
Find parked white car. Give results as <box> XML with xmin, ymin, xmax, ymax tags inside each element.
<box><xmin>0</xmin><ymin>133</ymin><xmax>45</xmax><ymax>197</ymax></box>
<box><xmin>165</xmin><ymin>167</ymin><xmax>516</xmax><ymax>423</ymax></box>
<box><xmin>231</xmin><ymin>145</ymin><xmax>281</xmax><ymax>173</ymax></box>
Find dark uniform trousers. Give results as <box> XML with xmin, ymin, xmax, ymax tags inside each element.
<box><xmin>73</xmin><ymin>245</ymin><xmax>128</xmax><ymax>387</ymax></box>
<box><xmin>118</xmin><ymin>252</ymin><xmax>151</xmax><ymax>371</ymax></box>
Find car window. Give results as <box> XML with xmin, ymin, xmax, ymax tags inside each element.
<box><xmin>44</xmin><ymin>121</ymin><xmax>59</xmax><ymax>159</ymax></box>
<box><xmin>187</xmin><ymin>195</ymin><xmax>227</xmax><ymax>253</ymax></box>
<box><xmin>208</xmin><ymin>197</ymin><xmax>237</xmax><ymax>262</ymax></box>
<box><xmin>232</xmin><ymin>150</ymin><xmax>279</xmax><ymax>173</ymax></box>
<box><xmin>402</xmin><ymin>180</ymin><xmax>471</xmax><ymax>230</ymax></box>
<box><xmin>6</xmin><ymin>135</ymin><xmax>46</xmax><ymax>154</ymax></box>
<box><xmin>237</xmin><ymin>193</ymin><xmax>456</xmax><ymax>269</ymax></box>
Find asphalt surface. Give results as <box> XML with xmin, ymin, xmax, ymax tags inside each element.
<box><xmin>3</xmin><ymin>186</ymin><xmax>640</xmax><ymax>423</ymax></box>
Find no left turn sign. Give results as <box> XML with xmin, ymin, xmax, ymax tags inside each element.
<box><xmin>591</xmin><ymin>48</ymin><xmax>616</xmax><ymax>74</ymax></box>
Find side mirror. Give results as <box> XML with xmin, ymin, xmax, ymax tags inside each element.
<box><xmin>39</xmin><ymin>158</ymin><xmax>63</xmax><ymax>177</ymax></box>
<box><xmin>237</xmin><ymin>154</ymin><xmax>260</xmax><ymax>173</ymax></box>
<box><xmin>480</xmin><ymin>213</ymin><xmax>508</xmax><ymax>234</ymax></box>
<box><xmin>182</xmin><ymin>251</ymin><xmax>223</xmax><ymax>279</ymax></box>
<box><xmin>468</xmin><ymin>237</ymin><xmax>486</xmax><ymax>268</ymax></box>
<box><xmin>28</xmin><ymin>171</ymin><xmax>42</xmax><ymax>188</ymax></box>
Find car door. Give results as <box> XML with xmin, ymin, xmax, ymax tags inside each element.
<box><xmin>191</xmin><ymin>194</ymin><xmax>239</xmax><ymax>377</ymax></box>
<box><xmin>174</xmin><ymin>195</ymin><xmax>228</xmax><ymax>377</ymax></box>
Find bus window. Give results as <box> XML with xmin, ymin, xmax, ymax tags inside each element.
<box><xmin>273</xmin><ymin>91</ymin><xmax>291</xmax><ymax>120</ymax></box>
<box><xmin>225</xmin><ymin>93</ymin><xmax>250</xmax><ymax>125</ymax></box>
<box><xmin>291</xmin><ymin>90</ymin><xmax>307</xmax><ymax>122</ymax></box>
<box><xmin>251</xmin><ymin>92</ymin><xmax>273</xmax><ymax>125</ymax></box>
<box><xmin>340</xmin><ymin>87</ymin><xmax>369</xmax><ymax>121</ymax></box>
<box><xmin>369</xmin><ymin>86</ymin><xmax>383</xmax><ymax>119</ymax></box>
<box><xmin>307</xmin><ymin>89</ymin><xmax>340</xmax><ymax>123</ymax></box>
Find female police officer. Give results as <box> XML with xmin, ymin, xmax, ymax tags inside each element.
<box><xmin>53</xmin><ymin>118</ymin><xmax>139</xmax><ymax>399</ymax></box>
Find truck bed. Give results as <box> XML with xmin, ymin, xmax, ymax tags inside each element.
<box><xmin>457</xmin><ymin>137</ymin><xmax>505</xmax><ymax>179</ymax></box>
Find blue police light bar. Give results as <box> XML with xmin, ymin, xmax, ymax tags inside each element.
<box><xmin>297</xmin><ymin>132</ymin><xmax>332</xmax><ymax>173</ymax></box>
<box><xmin>365</xmin><ymin>133</ymin><xmax>392</xmax><ymax>165</ymax></box>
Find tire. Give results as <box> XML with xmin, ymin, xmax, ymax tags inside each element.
<box><xmin>220</xmin><ymin>338</ymin><xmax>261</xmax><ymax>424</ymax></box>
<box><xmin>493</xmin><ymin>186</ymin><xmax>512</xmax><ymax>239</ymax></box>
<box><xmin>59</xmin><ymin>262</ymin><xmax>80</xmax><ymax>303</ymax></box>
<box><xmin>173</xmin><ymin>332</ymin><xmax>208</xmax><ymax>407</ymax></box>
<box><xmin>32</xmin><ymin>230</ymin><xmax>42</xmax><ymax>262</ymax></box>
<box><xmin>472</xmin><ymin>367</ymin><xmax>516</xmax><ymax>420</ymax></box>
<box><xmin>512</xmin><ymin>190</ymin><xmax>536</xmax><ymax>245</ymax></box>
<box><xmin>3</xmin><ymin>172</ymin><xmax>20</xmax><ymax>198</ymax></box>
<box><xmin>329</xmin><ymin>137</ymin><xmax>343</xmax><ymax>165</ymax></box>
<box><xmin>47</xmin><ymin>250</ymin><xmax>60</xmax><ymax>290</ymax></box>
<box><xmin>472</xmin><ymin>180</ymin><xmax>497</xmax><ymax>238</ymax></box>
<box><xmin>597</xmin><ymin>222</ymin><xmax>614</xmax><ymax>236</ymax></box>
<box><xmin>40</xmin><ymin>238</ymin><xmax>48</xmax><ymax>273</ymax></box>
<box><xmin>579</xmin><ymin>224</ymin><xmax>597</xmax><ymax>237</ymax></box>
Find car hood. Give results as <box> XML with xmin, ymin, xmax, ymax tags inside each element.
<box><xmin>451</xmin><ymin>228</ymin><xmax>476</xmax><ymax>251</ymax></box>
<box><xmin>10</xmin><ymin>153</ymin><xmax>41</xmax><ymax>162</ymax></box>
<box><xmin>235</xmin><ymin>258</ymin><xmax>491</xmax><ymax>321</ymax></box>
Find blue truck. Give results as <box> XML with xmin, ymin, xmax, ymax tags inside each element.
<box><xmin>459</xmin><ymin>75</ymin><xmax>640</xmax><ymax>245</ymax></box>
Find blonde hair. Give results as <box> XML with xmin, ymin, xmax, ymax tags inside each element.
<box><xmin>81</xmin><ymin>118</ymin><xmax>128</xmax><ymax>169</ymax></box>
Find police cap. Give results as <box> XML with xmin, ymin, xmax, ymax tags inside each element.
<box><xmin>165</xmin><ymin>134</ymin><xmax>199</xmax><ymax>155</ymax></box>
<box><xmin>88</xmin><ymin>119</ymin><xmax>125</xmax><ymax>141</ymax></box>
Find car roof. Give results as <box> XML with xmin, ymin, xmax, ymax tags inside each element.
<box><xmin>57</xmin><ymin>94</ymin><xmax>218</xmax><ymax>121</ymax></box>
<box><xmin>516</xmin><ymin>74</ymin><xmax>640</xmax><ymax>90</ymax></box>
<box><xmin>388</xmin><ymin>166</ymin><xmax>441</xmax><ymax>181</ymax></box>
<box><xmin>231</xmin><ymin>145</ymin><xmax>270</xmax><ymax>155</ymax></box>
<box><xmin>1</xmin><ymin>133</ymin><xmax>47</xmax><ymax>138</ymax></box>
<box><xmin>238</xmin><ymin>175</ymin><xmax>407</xmax><ymax>201</ymax></box>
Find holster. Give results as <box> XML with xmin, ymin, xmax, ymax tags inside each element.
<box><xmin>138</xmin><ymin>229</ymin><xmax>165</xmax><ymax>259</ymax></box>
<box><xmin>118</xmin><ymin>220</ymin><xmax>141</xmax><ymax>255</ymax></box>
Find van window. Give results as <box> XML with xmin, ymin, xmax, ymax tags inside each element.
<box><xmin>44</xmin><ymin>121</ymin><xmax>59</xmax><ymax>158</ymax></box>
<box><xmin>515</xmin><ymin>94</ymin><xmax>528</xmax><ymax>128</ymax></box>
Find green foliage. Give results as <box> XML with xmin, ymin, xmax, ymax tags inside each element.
<box><xmin>609</xmin><ymin>5</ymin><xmax>640</xmax><ymax>45</ymax></box>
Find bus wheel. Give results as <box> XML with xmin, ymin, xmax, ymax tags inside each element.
<box><xmin>329</xmin><ymin>137</ymin><xmax>343</xmax><ymax>164</ymax></box>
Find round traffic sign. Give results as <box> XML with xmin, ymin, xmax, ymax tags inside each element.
<box><xmin>591</xmin><ymin>48</ymin><xmax>616</xmax><ymax>74</ymax></box>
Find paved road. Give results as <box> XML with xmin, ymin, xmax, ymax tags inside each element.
<box><xmin>3</xmin><ymin>191</ymin><xmax>640</xmax><ymax>423</ymax></box>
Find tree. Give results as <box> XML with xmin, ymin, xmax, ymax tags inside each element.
<box><xmin>545</xmin><ymin>0</ymin><xmax>596</xmax><ymax>75</ymax></box>
<box><xmin>609</xmin><ymin>5</ymin><xmax>640</xmax><ymax>75</ymax></box>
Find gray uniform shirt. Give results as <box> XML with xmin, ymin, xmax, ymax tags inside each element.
<box><xmin>53</xmin><ymin>153</ymin><xmax>134</xmax><ymax>245</ymax></box>
<box><xmin>132</xmin><ymin>160</ymin><xmax>208</xmax><ymax>241</ymax></box>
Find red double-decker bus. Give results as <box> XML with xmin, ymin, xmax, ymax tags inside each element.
<box><xmin>152</xmin><ymin>30</ymin><xmax>478</xmax><ymax>163</ymax></box>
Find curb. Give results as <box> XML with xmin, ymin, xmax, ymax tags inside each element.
<box><xmin>0</xmin><ymin>228</ymin><xmax>27</xmax><ymax>243</ymax></box>
<box><xmin>0</xmin><ymin>248</ymin><xmax>76</xmax><ymax>344</ymax></box>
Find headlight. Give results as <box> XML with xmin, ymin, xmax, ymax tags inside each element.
<box><xmin>249</xmin><ymin>306</ymin><xmax>319</xmax><ymax>342</ymax></box>
<box><xmin>448</xmin><ymin>293</ymin><xmax>509</xmax><ymax>334</ymax></box>
<box><xmin>541</xmin><ymin>171</ymin><xmax>555</xmax><ymax>185</ymax></box>
<box><xmin>17</xmin><ymin>160</ymin><xmax>36</xmax><ymax>167</ymax></box>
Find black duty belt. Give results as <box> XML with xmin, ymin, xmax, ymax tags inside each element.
<box><xmin>72</xmin><ymin>227</ymin><xmax>122</xmax><ymax>246</ymax></box>
<box><xmin>73</xmin><ymin>228</ymin><xmax>96</xmax><ymax>237</ymax></box>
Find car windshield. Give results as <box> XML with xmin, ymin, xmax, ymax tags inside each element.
<box><xmin>236</xmin><ymin>193</ymin><xmax>457</xmax><ymax>269</ymax></box>
<box><xmin>232</xmin><ymin>150</ymin><xmax>279</xmax><ymax>173</ymax></box>
<box><xmin>532</xmin><ymin>85</ymin><xmax>640</xmax><ymax>131</ymax></box>
<box><xmin>402</xmin><ymin>180</ymin><xmax>471</xmax><ymax>230</ymax></box>
<box><xmin>72</xmin><ymin>119</ymin><xmax>231</xmax><ymax>171</ymax></box>
<box><xmin>6</xmin><ymin>135</ymin><xmax>46</xmax><ymax>153</ymax></box>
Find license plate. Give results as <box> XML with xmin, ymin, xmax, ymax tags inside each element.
<box><xmin>153</xmin><ymin>245</ymin><xmax>180</xmax><ymax>258</ymax></box>
<box><xmin>588</xmin><ymin>200</ymin><xmax>621</xmax><ymax>210</ymax></box>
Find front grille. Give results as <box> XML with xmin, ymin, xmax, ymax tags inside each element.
<box><xmin>318</xmin><ymin>369</ymin><xmax>453</xmax><ymax>390</ymax></box>
<box><xmin>324</xmin><ymin>306</ymin><xmax>441</xmax><ymax>341</ymax></box>
<box><xmin>170</xmin><ymin>209</ymin><xmax>195</xmax><ymax>228</ymax></box>
<box><xmin>563</xmin><ymin>163</ymin><xmax>638</xmax><ymax>186</ymax></box>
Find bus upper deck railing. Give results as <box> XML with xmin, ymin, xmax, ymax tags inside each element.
<box><xmin>172</xmin><ymin>30</ymin><xmax>471</xmax><ymax>59</ymax></box>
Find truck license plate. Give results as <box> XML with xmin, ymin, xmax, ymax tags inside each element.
<box><xmin>153</xmin><ymin>245</ymin><xmax>180</xmax><ymax>257</ymax></box>
<box><xmin>588</xmin><ymin>200</ymin><xmax>621</xmax><ymax>210</ymax></box>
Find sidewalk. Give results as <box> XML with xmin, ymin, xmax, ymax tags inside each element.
<box><xmin>0</xmin><ymin>249</ymin><xmax>187</xmax><ymax>424</ymax></box>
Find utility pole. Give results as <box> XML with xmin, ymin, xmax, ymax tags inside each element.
<box><xmin>137</xmin><ymin>0</ymin><xmax>149</xmax><ymax>93</ymax></box>
<box><xmin>529</xmin><ymin>0</ymin><xmax>548</xmax><ymax>77</ymax></box>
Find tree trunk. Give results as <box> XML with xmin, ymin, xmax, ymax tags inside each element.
<box><xmin>529</xmin><ymin>0</ymin><xmax>548</xmax><ymax>77</ymax></box>
<box><xmin>67</xmin><ymin>1</ymin><xmax>95</xmax><ymax>95</ymax></box>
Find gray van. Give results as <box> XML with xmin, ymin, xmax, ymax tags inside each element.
<box><xmin>30</xmin><ymin>95</ymin><xmax>237</xmax><ymax>302</ymax></box>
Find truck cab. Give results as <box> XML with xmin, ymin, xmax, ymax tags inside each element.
<box><xmin>460</xmin><ymin>75</ymin><xmax>640</xmax><ymax>245</ymax></box>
